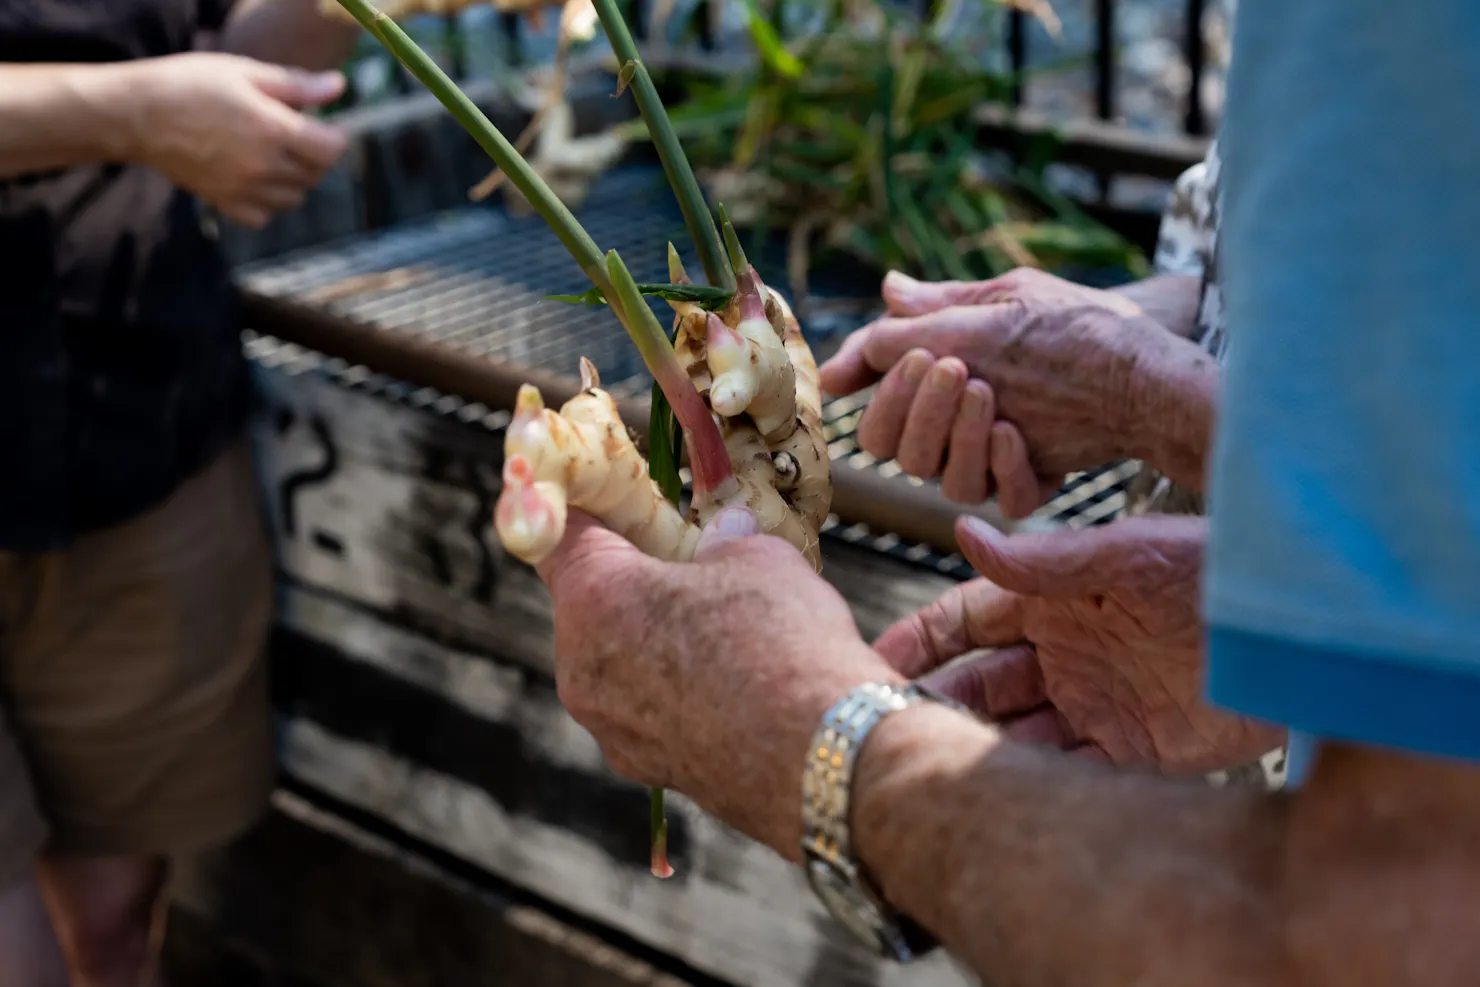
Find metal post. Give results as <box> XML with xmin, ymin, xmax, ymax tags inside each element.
<box><xmin>1007</xmin><ymin>8</ymin><xmax>1026</xmax><ymax>107</ymax></box>
<box><xmin>1184</xmin><ymin>0</ymin><xmax>1207</xmax><ymax>135</ymax></box>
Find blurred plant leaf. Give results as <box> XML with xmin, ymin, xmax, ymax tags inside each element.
<box><xmin>544</xmin><ymin>282</ymin><xmax>734</xmax><ymax>310</ymax></box>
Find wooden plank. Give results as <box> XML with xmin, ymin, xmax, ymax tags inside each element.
<box><xmin>248</xmin><ymin>359</ymin><xmax>975</xmax><ymax>987</ymax></box>
<box><xmin>167</xmin><ymin>791</ymin><xmax>705</xmax><ymax>987</ymax></box>
<box><xmin>249</xmin><ymin>359</ymin><xmax>957</xmax><ymax>672</ymax></box>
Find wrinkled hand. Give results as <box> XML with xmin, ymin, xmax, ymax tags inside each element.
<box><xmin>876</xmin><ymin>267</ymin><xmax>1144</xmax><ymax>321</ymax></box>
<box><xmin>536</xmin><ymin>507</ymin><xmax>902</xmax><ymax>859</ymax></box>
<box><xmin>125</xmin><ymin>52</ymin><xmax>349</xmax><ymax>229</ymax></box>
<box><xmin>876</xmin><ymin>515</ymin><xmax>1285</xmax><ymax>774</ymax></box>
<box><xmin>820</xmin><ymin>268</ymin><xmax>1183</xmax><ymax>515</ymax></box>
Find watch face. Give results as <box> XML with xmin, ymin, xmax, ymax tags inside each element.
<box><xmin>807</xmin><ymin>859</ymin><xmax>889</xmax><ymax>953</ymax></box>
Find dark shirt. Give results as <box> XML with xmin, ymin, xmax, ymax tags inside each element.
<box><xmin>0</xmin><ymin>0</ymin><xmax>254</xmax><ymax>551</ymax></box>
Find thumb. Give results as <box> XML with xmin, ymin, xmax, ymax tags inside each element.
<box><xmin>817</xmin><ymin>325</ymin><xmax>876</xmax><ymax>396</ymax></box>
<box><xmin>955</xmin><ymin>516</ymin><xmax>1122</xmax><ymax>599</ymax></box>
<box><xmin>883</xmin><ymin>270</ymin><xmax>1005</xmax><ymax>317</ymax></box>
<box><xmin>245</xmin><ymin>61</ymin><xmax>346</xmax><ymax>109</ymax></box>
<box><xmin>692</xmin><ymin>506</ymin><xmax>763</xmax><ymax>562</ymax></box>
<box><xmin>535</xmin><ymin>509</ymin><xmax>655</xmax><ymax>604</ymax></box>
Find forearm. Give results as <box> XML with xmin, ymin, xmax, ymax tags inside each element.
<box><xmin>0</xmin><ymin>65</ymin><xmax>141</xmax><ymax>179</ymax></box>
<box><xmin>217</xmin><ymin>0</ymin><xmax>361</xmax><ymax>71</ymax></box>
<box><xmin>1111</xmin><ymin>273</ymin><xmax>1203</xmax><ymax>339</ymax></box>
<box><xmin>852</xmin><ymin>705</ymin><xmax>1288</xmax><ymax>986</ymax></box>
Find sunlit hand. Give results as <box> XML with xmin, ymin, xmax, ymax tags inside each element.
<box><xmin>875</xmin><ymin>515</ymin><xmax>1285</xmax><ymax>774</ymax></box>
<box><xmin>536</xmin><ymin>508</ymin><xmax>904</xmax><ymax>859</ymax></box>
<box><xmin>125</xmin><ymin>52</ymin><xmax>348</xmax><ymax>229</ymax></box>
<box><xmin>820</xmin><ymin>269</ymin><xmax>1216</xmax><ymax>515</ymax></box>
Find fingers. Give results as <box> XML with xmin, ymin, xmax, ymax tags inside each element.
<box><xmin>855</xmin><ymin>349</ymin><xmax>932</xmax><ymax>461</ymax></box>
<box><xmin>217</xmin><ymin>181</ymin><xmax>309</xmax><ymax>229</ymax></box>
<box><xmin>246</xmin><ymin>63</ymin><xmax>346</xmax><ymax>109</ymax></box>
<box><xmin>895</xmin><ymin>357</ymin><xmax>968</xmax><ymax>478</ymax></box>
<box><xmin>955</xmin><ymin>514</ymin><xmax>1132</xmax><ymax>599</ymax></box>
<box><xmin>269</xmin><ymin>102</ymin><xmax>351</xmax><ymax>173</ymax></box>
<box><xmin>817</xmin><ymin>326</ymin><xmax>879</xmax><ymax>396</ymax></box>
<box><xmin>819</xmin><ymin>303</ymin><xmax>1019</xmax><ymax>397</ymax></box>
<box><xmin>691</xmin><ymin>506</ymin><xmax>763</xmax><ymax>561</ymax></box>
<box><xmin>858</xmin><ymin>304</ymin><xmax>1017</xmax><ymax>380</ymax></box>
<box><xmin>881</xmin><ymin>270</ymin><xmax>1016</xmax><ymax>316</ymax></box>
<box><xmin>872</xmin><ymin>578</ymin><xmax>1026</xmax><ymax>678</ymax></box>
<box><xmin>218</xmin><ymin>202</ymin><xmax>272</xmax><ymax>230</ymax></box>
<box><xmin>1001</xmin><ymin>707</ymin><xmax>1075</xmax><ymax>749</ymax></box>
<box><xmin>940</xmin><ymin>379</ymin><xmax>996</xmax><ymax>503</ymax></box>
<box><xmin>1070</xmin><ymin>741</ymin><xmax>1114</xmax><ymax>764</ymax></box>
<box><xmin>989</xmin><ymin>421</ymin><xmax>1060</xmax><ymax>518</ymax></box>
<box><xmin>920</xmin><ymin>644</ymin><xmax>1046</xmax><ymax>718</ymax></box>
<box><xmin>534</xmin><ymin>509</ymin><xmax>657</xmax><ymax>605</ymax></box>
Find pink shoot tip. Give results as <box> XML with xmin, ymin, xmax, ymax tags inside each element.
<box><xmin>651</xmin><ymin>838</ymin><xmax>675</xmax><ymax>880</ymax></box>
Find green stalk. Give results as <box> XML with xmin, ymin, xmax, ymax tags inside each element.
<box><xmin>590</xmin><ymin>0</ymin><xmax>734</xmax><ymax>293</ymax></box>
<box><xmin>606</xmin><ymin>251</ymin><xmax>733</xmax><ymax>498</ymax></box>
<box><xmin>332</xmin><ymin>0</ymin><xmax>614</xmax><ymax>295</ymax></box>
<box><xmin>338</xmin><ymin>0</ymin><xmax>720</xmax><ymax>881</ymax></box>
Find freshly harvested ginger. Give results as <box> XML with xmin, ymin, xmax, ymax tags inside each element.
<box><xmin>496</xmin><ymin>265</ymin><xmax>832</xmax><ymax>569</ymax></box>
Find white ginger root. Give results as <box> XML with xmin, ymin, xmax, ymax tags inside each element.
<box><xmin>495</xmin><ymin>271</ymin><xmax>831</xmax><ymax>572</ymax></box>
<box><xmin>719</xmin><ymin>421</ymin><xmax>821</xmax><ymax>569</ymax></box>
<box><xmin>763</xmin><ymin>287</ymin><xmax>831</xmax><ymax>532</ymax></box>
<box><xmin>494</xmin><ymin>353</ymin><xmax>826</xmax><ymax>569</ymax></box>
<box><xmin>496</xmin><ymin>359</ymin><xmax>700</xmax><ymax>565</ymax></box>
<box><xmin>666</xmin><ymin>272</ymin><xmax>832</xmax><ymax>545</ymax></box>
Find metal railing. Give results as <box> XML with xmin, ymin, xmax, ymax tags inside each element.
<box><xmin>335</xmin><ymin>0</ymin><xmax>1223</xmax><ymax>138</ymax></box>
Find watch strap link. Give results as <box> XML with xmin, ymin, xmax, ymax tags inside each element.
<box><xmin>801</xmin><ymin>681</ymin><xmax>959</xmax><ymax>961</ymax></box>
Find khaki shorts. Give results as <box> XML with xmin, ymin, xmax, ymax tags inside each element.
<box><xmin>0</xmin><ymin>438</ymin><xmax>276</xmax><ymax>890</ymax></box>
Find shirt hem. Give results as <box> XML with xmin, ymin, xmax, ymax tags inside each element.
<box><xmin>1207</xmin><ymin>626</ymin><xmax>1480</xmax><ymax>764</ymax></box>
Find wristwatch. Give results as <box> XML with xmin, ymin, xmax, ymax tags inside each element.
<box><xmin>800</xmin><ymin>681</ymin><xmax>965</xmax><ymax>962</ymax></box>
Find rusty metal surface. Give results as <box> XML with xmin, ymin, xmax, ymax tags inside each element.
<box><xmin>236</xmin><ymin>166</ymin><xmax>1138</xmax><ymax>581</ymax></box>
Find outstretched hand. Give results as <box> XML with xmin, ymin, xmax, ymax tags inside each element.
<box><xmin>819</xmin><ymin>269</ymin><xmax>1207</xmax><ymax>515</ymax></box>
<box><xmin>876</xmin><ymin>515</ymin><xmax>1285</xmax><ymax>774</ymax></box>
<box><xmin>536</xmin><ymin>507</ymin><xmax>903</xmax><ymax>860</ymax></box>
<box><xmin>127</xmin><ymin>52</ymin><xmax>349</xmax><ymax>229</ymax></box>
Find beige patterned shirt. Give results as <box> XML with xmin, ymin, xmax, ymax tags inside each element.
<box><xmin>1121</xmin><ymin>142</ymin><xmax>1288</xmax><ymax>789</ymax></box>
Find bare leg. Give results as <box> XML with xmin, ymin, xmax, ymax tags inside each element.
<box><xmin>0</xmin><ymin>877</ymin><xmax>69</xmax><ymax>987</ymax></box>
<box><xmin>37</xmin><ymin>855</ymin><xmax>169</xmax><ymax>987</ymax></box>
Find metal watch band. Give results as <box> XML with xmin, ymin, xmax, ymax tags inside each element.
<box><xmin>801</xmin><ymin>681</ymin><xmax>963</xmax><ymax>961</ymax></box>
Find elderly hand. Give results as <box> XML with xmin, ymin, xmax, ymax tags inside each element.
<box><xmin>536</xmin><ymin>507</ymin><xmax>903</xmax><ymax>859</ymax></box>
<box><xmin>123</xmin><ymin>52</ymin><xmax>348</xmax><ymax>229</ymax></box>
<box><xmin>820</xmin><ymin>268</ymin><xmax>1217</xmax><ymax>514</ymax></box>
<box><xmin>875</xmin><ymin>515</ymin><xmax>1285</xmax><ymax>775</ymax></box>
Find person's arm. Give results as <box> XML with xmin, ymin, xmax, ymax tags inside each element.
<box><xmin>1110</xmin><ymin>273</ymin><xmax>1203</xmax><ymax>340</ymax></box>
<box><xmin>0</xmin><ymin>65</ymin><xmax>139</xmax><ymax>179</ymax></box>
<box><xmin>848</xmin><ymin>702</ymin><xmax>1480</xmax><ymax>986</ymax></box>
<box><xmin>212</xmin><ymin>0</ymin><xmax>362</xmax><ymax>72</ymax></box>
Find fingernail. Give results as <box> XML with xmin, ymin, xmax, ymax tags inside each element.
<box><xmin>925</xmin><ymin>358</ymin><xmax>967</xmax><ymax>392</ymax></box>
<box><xmin>300</xmin><ymin>70</ymin><xmax>344</xmax><ymax>101</ymax></box>
<box><xmin>959</xmin><ymin>516</ymin><xmax>997</xmax><ymax>544</ymax></box>
<box><xmin>709</xmin><ymin>506</ymin><xmax>761</xmax><ymax>538</ymax></box>
<box><xmin>885</xmin><ymin>270</ymin><xmax>924</xmax><ymax>299</ymax></box>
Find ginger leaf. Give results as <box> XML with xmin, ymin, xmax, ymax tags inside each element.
<box><xmin>544</xmin><ymin>283</ymin><xmax>733</xmax><ymax>311</ymax></box>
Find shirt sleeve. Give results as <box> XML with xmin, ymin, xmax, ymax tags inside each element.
<box><xmin>1204</xmin><ymin>0</ymin><xmax>1480</xmax><ymax>763</ymax></box>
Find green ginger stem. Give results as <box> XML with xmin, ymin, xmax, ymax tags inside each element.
<box><xmin>591</xmin><ymin>0</ymin><xmax>734</xmax><ymax>293</ymax></box>
<box><xmin>332</xmin><ymin>0</ymin><xmax>614</xmax><ymax>293</ymax></box>
<box><xmin>332</xmin><ymin>0</ymin><xmax>733</xmax><ymax>880</ymax></box>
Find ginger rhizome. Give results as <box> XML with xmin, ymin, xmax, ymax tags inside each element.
<box><xmin>495</xmin><ymin>247</ymin><xmax>832</xmax><ymax>570</ymax></box>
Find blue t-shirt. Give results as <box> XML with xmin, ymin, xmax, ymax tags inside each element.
<box><xmin>1205</xmin><ymin>0</ymin><xmax>1480</xmax><ymax>779</ymax></box>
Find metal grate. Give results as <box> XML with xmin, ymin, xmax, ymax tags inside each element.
<box><xmin>238</xmin><ymin>166</ymin><xmax>1140</xmax><ymax>582</ymax></box>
